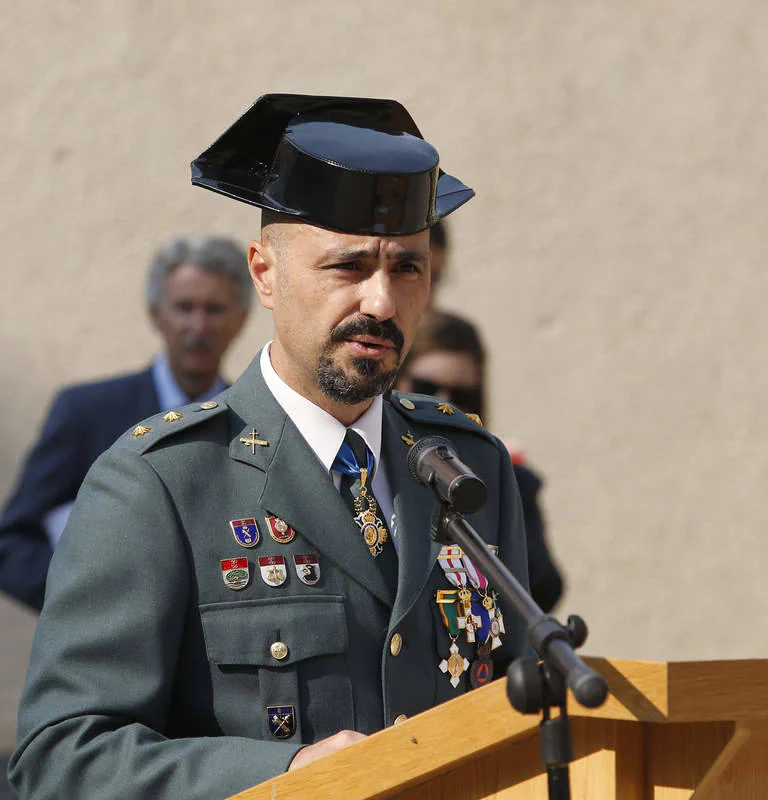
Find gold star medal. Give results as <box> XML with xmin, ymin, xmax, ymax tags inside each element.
<box><xmin>439</xmin><ymin>640</ymin><xmax>470</xmax><ymax>688</ymax></box>
<box><xmin>352</xmin><ymin>466</ymin><xmax>388</xmax><ymax>557</ymax></box>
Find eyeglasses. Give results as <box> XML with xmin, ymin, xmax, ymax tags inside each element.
<box><xmin>408</xmin><ymin>378</ymin><xmax>483</xmax><ymax>415</ymax></box>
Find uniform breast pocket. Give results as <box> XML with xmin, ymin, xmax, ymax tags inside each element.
<box><xmin>200</xmin><ymin>595</ymin><xmax>352</xmax><ymax>743</ymax></box>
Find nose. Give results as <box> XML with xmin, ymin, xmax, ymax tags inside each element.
<box><xmin>186</xmin><ymin>308</ymin><xmax>212</xmax><ymax>337</ymax></box>
<box><xmin>359</xmin><ymin>271</ymin><xmax>396</xmax><ymax>321</ymax></box>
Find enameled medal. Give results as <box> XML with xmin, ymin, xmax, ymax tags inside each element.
<box><xmin>293</xmin><ymin>554</ymin><xmax>320</xmax><ymax>585</ymax></box>
<box><xmin>265</xmin><ymin>515</ymin><xmax>296</xmax><ymax>544</ymax></box>
<box><xmin>229</xmin><ymin>518</ymin><xmax>260</xmax><ymax>548</ymax></box>
<box><xmin>221</xmin><ymin>557</ymin><xmax>249</xmax><ymax>590</ymax></box>
<box><xmin>266</xmin><ymin>705</ymin><xmax>296</xmax><ymax>739</ymax></box>
<box><xmin>258</xmin><ymin>555</ymin><xmax>287</xmax><ymax>586</ymax></box>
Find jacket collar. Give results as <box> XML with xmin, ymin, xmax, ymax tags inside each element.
<box><xmin>224</xmin><ymin>355</ymin><xmax>394</xmax><ymax>607</ymax></box>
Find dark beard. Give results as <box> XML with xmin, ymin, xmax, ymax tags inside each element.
<box><xmin>316</xmin><ymin>316</ymin><xmax>404</xmax><ymax>405</ymax></box>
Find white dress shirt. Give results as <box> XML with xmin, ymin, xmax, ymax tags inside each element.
<box><xmin>260</xmin><ymin>344</ymin><xmax>398</xmax><ymax>550</ymax></box>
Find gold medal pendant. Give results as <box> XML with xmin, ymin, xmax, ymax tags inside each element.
<box><xmin>439</xmin><ymin>637</ymin><xmax>470</xmax><ymax>688</ymax></box>
<box><xmin>458</xmin><ymin>586</ymin><xmax>473</xmax><ymax>616</ymax></box>
<box><xmin>352</xmin><ymin>467</ymin><xmax>388</xmax><ymax>557</ymax></box>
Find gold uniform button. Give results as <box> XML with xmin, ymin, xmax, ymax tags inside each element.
<box><xmin>270</xmin><ymin>641</ymin><xmax>289</xmax><ymax>660</ymax></box>
<box><xmin>199</xmin><ymin>401</ymin><xmax>218</xmax><ymax>410</ymax></box>
<box><xmin>393</xmin><ymin>714</ymin><xmax>408</xmax><ymax>725</ymax></box>
<box><xmin>390</xmin><ymin>633</ymin><xmax>402</xmax><ymax>656</ymax></box>
<box><xmin>399</xmin><ymin>397</ymin><xmax>415</xmax><ymax>410</ymax></box>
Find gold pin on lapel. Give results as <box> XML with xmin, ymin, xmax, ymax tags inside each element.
<box><xmin>465</xmin><ymin>413</ymin><xmax>483</xmax><ymax>427</ymax></box>
<box><xmin>163</xmin><ymin>410</ymin><xmax>183</xmax><ymax>423</ymax></box>
<box><xmin>240</xmin><ymin>427</ymin><xmax>269</xmax><ymax>454</ymax></box>
<box><xmin>401</xmin><ymin>431</ymin><xmax>415</xmax><ymax>446</ymax></box>
<box><xmin>436</xmin><ymin>402</ymin><xmax>455</xmax><ymax>416</ymax></box>
<box><xmin>131</xmin><ymin>425</ymin><xmax>152</xmax><ymax>437</ymax></box>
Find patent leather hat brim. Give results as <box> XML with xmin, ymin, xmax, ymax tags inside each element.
<box><xmin>191</xmin><ymin>93</ymin><xmax>474</xmax><ymax>235</ymax></box>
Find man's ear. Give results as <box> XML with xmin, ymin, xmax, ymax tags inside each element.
<box><xmin>148</xmin><ymin>303</ymin><xmax>163</xmax><ymax>333</ymax></box>
<box><xmin>248</xmin><ymin>239</ymin><xmax>276</xmax><ymax>310</ymax></box>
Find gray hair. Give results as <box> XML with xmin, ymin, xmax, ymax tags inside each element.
<box><xmin>145</xmin><ymin>236</ymin><xmax>252</xmax><ymax>310</ymax></box>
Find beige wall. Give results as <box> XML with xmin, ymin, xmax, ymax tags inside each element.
<box><xmin>1</xmin><ymin>0</ymin><xmax>767</xmax><ymax>742</ymax></box>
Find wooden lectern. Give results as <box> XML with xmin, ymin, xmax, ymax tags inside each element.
<box><xmin>228</xmin><ymin>658</ymin><xmax>768</xmax><ymax>799</ymax></box>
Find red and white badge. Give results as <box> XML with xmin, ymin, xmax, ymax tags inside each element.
<box><xmin>265</xmin><ymin>515</ymin><xmax>296</xmax><ymax>544</ymax></box>
<box><xmin>258</xmin><ymin>555</ymin><xmax>287</xmax><ymax>586</ymax></box>
<box><xmin>293</xmin><ymin>554</ymin><xmax>320</xmax><ymax>585</ymax></box>
<box><xmin>438</xmin><ymin>544</ymin><xmax>468</xmax><ymax>589</ymax></box>
<box><xmin>221</xmin><ymin>557</ymin><xmax>249</xmax><ymax>590</ymax></box>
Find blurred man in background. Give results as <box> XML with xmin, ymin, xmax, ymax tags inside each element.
<box><xmin>0</xmin><ymin>236</ymin><xmax>252</xmax><ymax>611</ymax></box>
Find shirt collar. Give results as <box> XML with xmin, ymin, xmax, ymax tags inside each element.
<box><xmin>151</xmin><ymin>353</ymin><xmax>227</xmax><ymax>412</ymax></box>
<box><xmin>259</xmin><ymin>343</ymin><xmax>383</xmax><ymax>475</ymax></box>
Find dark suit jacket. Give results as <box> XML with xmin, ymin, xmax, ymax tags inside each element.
<box><xmin>514</xmin><ymin>464</ymin><xmax>564</xmax><ymax>613</ymax></box>
<box><xmin>10</xmin><ymin>357</ymin><xmax>529</xmax><ymax>800</ymax></box>
<box><xmin>0</xmin><ymin>368</ymin><xmax>159</xmax><ymax>610</ymax></box>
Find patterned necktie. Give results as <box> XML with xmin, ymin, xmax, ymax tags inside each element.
<box><xmin>333</xmin><ymin>429</ymin><xmax>398</xmax><ymax>600</ymax></box>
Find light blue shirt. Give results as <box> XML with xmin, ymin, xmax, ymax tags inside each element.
<box><xmin>151</xmin><ymin>353</ymin><xmax>227</xmax><ymax>411</ymax></box>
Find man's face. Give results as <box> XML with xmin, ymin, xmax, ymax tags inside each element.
<box><xmin>150</xmin><ymin>263</ymin><xmax>247</xmax><ymax>385</ymax></box>
<box><xmin>250</xmin><ymin>222</ymin><xmax>431</xmax><ymax>419</ymax></box>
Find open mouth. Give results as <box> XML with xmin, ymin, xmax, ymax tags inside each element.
<box><xmin>344</xmin><ymin>336</ymin><xmax>396</xmax><ymax>358</ymax></box>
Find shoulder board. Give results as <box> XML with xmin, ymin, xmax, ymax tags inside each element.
<box><xmin>116</xmin><ymin>398</ymin><xmax>228</xmax><ymax>455</ymax></box>
<box><xmin>389</xmin><ymin>391</ymin><xmax>495</xmax><ymax>442</ymax></box>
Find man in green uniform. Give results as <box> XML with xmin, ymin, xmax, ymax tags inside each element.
<box><xmin>10</xmin><ymin>94</ymin><xmax>529</xmax><ymax>799</ymax></box>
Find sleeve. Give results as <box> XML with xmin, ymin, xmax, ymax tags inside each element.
<box><xmin>9</xmin><ymin>447</ymin><xmax>303</xmax><ymax>800</ymax></box>
<box><xmin>0</xmin><ymin>390</ymin><xmax>86</xmax><ymax>610</ymax></box>
<box><xmin>514</xmin><ymin>466</ymin><xmax>564</xmax><ymax>613</ymax></box>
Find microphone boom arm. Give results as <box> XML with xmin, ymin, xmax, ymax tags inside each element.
<box><xmin>408</xmin><ymin>434</ymin><xmax>608</xmax><ymax>800</ymax></box>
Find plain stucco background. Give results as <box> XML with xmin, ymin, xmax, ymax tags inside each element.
<box><xmin>1</xmin><ymin>0</ymin><xmax>767</xmax><ymax>751</ymax></box>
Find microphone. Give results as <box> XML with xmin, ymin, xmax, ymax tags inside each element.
<box><xmin>407</xmin><ymin>436</ymin><xmax>488</xmax><ymax>514</ymax></box>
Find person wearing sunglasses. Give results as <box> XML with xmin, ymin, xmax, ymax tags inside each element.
<box><xmin>396</xmin><ymin>309</ymin><xmax>564</xmax><ymax>613</ymax></box>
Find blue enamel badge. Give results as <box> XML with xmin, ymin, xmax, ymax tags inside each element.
<box><xmin>267</xmin><ymin>705</ymin><xmax>296</xmax><ymax>739</ymax></box>
<box><xmin>229</xmin><ymin>518</ymin><xmax>260</xmax><ymax>548</ymax></box>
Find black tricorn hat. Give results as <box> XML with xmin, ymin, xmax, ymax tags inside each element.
<box><xmin>191</xmin><ymin>94</ymin><xmax>474</xmax><ymax>235</ymax></box>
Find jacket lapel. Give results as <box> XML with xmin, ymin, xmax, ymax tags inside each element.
<box><xmin>381</xmin><ymin>404</ymin><xmax>442</xmax><ymax>630</ymax></box>
<box><xmin>225</xmin><ymin>357</ymin><xmax>393</xmax><ymax>608</ymax></box>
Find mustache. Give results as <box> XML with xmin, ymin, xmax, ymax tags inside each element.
<box><xmin>330</xmin><ymin>316</ymin><xmax>404</xmax><ymax>353</ymax></box>
<box><xmin>180</xmin><ymin>332</ymin><xmax>214</xmax><ymax>350</ymax></box>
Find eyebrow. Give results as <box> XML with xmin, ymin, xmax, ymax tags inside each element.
<box><xmin>322</xmin><ymin>246</ymin><xmax>427</xmax><ymax>264</ymax></box>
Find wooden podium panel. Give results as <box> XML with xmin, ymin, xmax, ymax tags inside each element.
<box><xmin>228</xmin><ymin>658</ymin><xmax>768</xmax><ymax>800</ymax></box>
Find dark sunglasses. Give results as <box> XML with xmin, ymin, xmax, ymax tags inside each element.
<box><xmin>408</xmin><ymin>378</ymin><xmax>483</xmax><ymax>414</ymax></box>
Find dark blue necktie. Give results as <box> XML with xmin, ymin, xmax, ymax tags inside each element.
<box><xmin>333</xmin><ymin>429</ymin><xmax>398</xmax><ymax>600</ymax></box>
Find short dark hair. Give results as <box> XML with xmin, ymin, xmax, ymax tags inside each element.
<box><xmin>400</xmin><ymin>309</ymin><xmax>486</xmax><ymax>419</ymax></box>
<box><xmin>429</xmin><ymin>220</ymin><xmax>449</xmax><ymax>251</ymax></box>
<box><xmin>260</xmin><ymin>209</ymin><xmax>294</xmax><ymax>232</ymax></box>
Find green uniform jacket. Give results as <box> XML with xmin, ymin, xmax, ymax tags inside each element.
<box><xmin>10</xmin><ymin>357</ymin><xmax>528</xmax><ymax>800</ymax></box>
